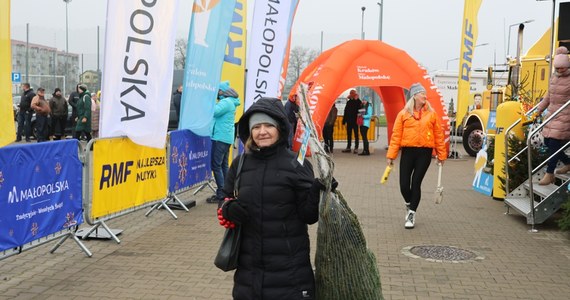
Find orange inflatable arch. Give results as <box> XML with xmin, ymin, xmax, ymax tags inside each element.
<box><xmin>290</xmin><ymin>40</ymin><xmax>450</xmax><ymax>154</ymax></box>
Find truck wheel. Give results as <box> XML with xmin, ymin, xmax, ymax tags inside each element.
<box><xmin>462</xmin><ymin>123</ymin><xmax>484</xmax><ymax>157</ymax></box>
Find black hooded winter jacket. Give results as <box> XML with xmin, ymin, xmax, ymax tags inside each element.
<box><xmin>221</xmin><ymin>98</ymin><xmax>319</xmax><ymax>300</ymax></box>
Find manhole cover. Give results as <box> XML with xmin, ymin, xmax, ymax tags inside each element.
<box><xmin>402</xmin><ymin>245</ymin><xmax>484</xmax><ymax>263</ymax></box>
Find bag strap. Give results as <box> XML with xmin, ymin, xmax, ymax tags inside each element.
<box><xmin>233</xmin><ymin>154</ymin><xmax>246</xmax><ymax>198</ymax></box>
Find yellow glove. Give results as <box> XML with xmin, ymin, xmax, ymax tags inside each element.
<box><xmin>380</xmin><ymin>165</ymin><xmax>392</xmax><ymax>184</ymax></box>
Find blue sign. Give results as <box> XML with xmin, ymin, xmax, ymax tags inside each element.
<box><xmin>11</xmin><ymin>72</ymin><xmax>21</xmax><ymax>83</ymax></box>
<box><xmin>0</xmin><ymin>140</ymin><xmax>83</xmax><ymax>252</ymax></box>
<box><xmin>168</xmin><ymin>129</ymin><xmax>212</xmax><ymax>193</ymax></box>
<box><xmin>487</xmin><ymin>111</ymin><xmax>497</xmax><ymax>131</ymax></box>
<box><xmin>473</xmin><ymin>171</ymin><xmax>493</xmax><ymax>196</ymax></box>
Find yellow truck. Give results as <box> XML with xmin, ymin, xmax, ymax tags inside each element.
<box><xmin>461</xmin><ymin>24</ymin><xmax>553</xmax><ymax>156</ymax></box>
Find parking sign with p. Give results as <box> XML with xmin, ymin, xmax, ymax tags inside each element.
<box><xmin>12</xmin><ymin>72</ymin><xmax>21</xmax><ymax>83</ymax></box>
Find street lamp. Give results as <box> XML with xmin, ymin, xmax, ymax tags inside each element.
<box><xmin>446</xmin><ymin>43</ymin><xmax>490</xmax><ymax>69</ymax></box>
<box><xmin>64</xmin><ymin>0</ymin><xmax>72</xmax><ymax>92</ymax></box>
<box><xmin>377</xmin><ymin>1</ymin><xmax>383</xmax><ymax>41</ymax></box>
<box><xmin>361</xmin><ymin>6</ymin><xmax>366</xmax><ymax>40</ymax></box>
<box><xmin>446</xmin><ymin>58</ymin><xmax>460</xmax><ymax>70</ymax></box>
<box><xmin>507</xmin><ymin>19</ymin><xmax>534</xmax><ymax>57</ymax></box>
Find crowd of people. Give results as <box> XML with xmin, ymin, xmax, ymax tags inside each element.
<box><xmin>15</xmin><ymin>83</ymin><xmax>100</xmax><ymax>143</ymax></box>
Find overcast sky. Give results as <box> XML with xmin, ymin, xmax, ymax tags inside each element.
<box><xmin>9</xmin><ymin>0</ymin><xmax>560</xmax><ymax>73</ymax></box>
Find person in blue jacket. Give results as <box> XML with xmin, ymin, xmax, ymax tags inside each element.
<box><xmin>207</xmin><ymin>81</ymin><xmax>241</xmax><ymax>203</ymax></box>
<box><xmin>358</xmin><ymin>98</ymin><xmax>373</xmax><ymax>156</ymax></box>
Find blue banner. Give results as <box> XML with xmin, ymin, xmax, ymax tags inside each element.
<box><xmin>0</xmin><ymin>140</ymin><xmax>83</xmax><ymax>251</ymax></box>
<box><xmin>487</xmin><ymin>111</ymin><xmax>497</xmax><ymax>132</ymax></box>
<box><xmin>178</xmin><ymin>0</ymin><xmax>237</xmax><ymax>136</ymax></box>
<box><xmin>169</xmin><ymin>130</ymin><xmax>212</xmax><ymax>193</ymax></box>
<box><xmin>473</xmin><ymin>171</ymin><xmax>493</xmax><ymax>196</ymax></box>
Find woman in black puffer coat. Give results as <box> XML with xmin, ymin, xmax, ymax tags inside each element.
<box><xmin>220</xmin><ymin>97</ymin><xmax>325</xmax><ymax>300</ymax></box>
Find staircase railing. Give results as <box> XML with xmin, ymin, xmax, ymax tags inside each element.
<box><xmin>504</xmin><ymin>99</ymin><xmax>570</xmax><ymax>229</ymax></box>
<box><xmin>526</xmin><ymin>99</ymin><xmax>570</xmax><ymax>227</ymax></box>
<box><xmin>504</xmin><ymin>103</ymin><xmax>540</xmax><ymax>195</ymax></box>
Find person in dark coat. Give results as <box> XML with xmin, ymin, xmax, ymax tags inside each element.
<box><xmin>323</xmin><ymin>102</ymin><xmax>338</xmax><ymax>153</ymax></box>
<box><xmin>284</xmin><ymin>94</ymin><xmax>299</xmax><ymax>148</ymax></box>
<box><xmin>49</xmin><ymin>88</ymin><xmax>68</xmax><ymax>140</ymax></box>
<box><xmin>342</xmin><ymin>89</ymin><xmax>362</xmax><ymax>153</ymax></box>
<box><xmin>73</xmin><ymin>84</ymin><xmax>92</xmax><ymax>142</ymax></box>
<box><xmin>68</xmin><ymin>84</ymin><xmax>81</xmax><ymax>137</ymax></box>
<box><xmin>172</xmin><ymin>84</ymin><xmax>182</xmax><ymax>125</ymax></box>
<box><xmin>16</xmin><ymin>83</ymin><xmax>35</xmax><ymax>142</ymax></box>
<box><xmin>220</xmin><ymin>97</ymin><xmax>328</xmax><ymax>300</ymax></box>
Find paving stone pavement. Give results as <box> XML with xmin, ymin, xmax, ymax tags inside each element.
<box><xmin>1</xmin><ymin>136</ymin><xmax>569</xmax><ymax>299</ymax></box>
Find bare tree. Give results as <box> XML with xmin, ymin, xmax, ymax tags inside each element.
<box><xmin>284</xmin><ymin>46</ymin><xmax>319</xmax><ymax>96</ymax></box>
<box><xmin>174</xmin><ymin>38</ymin><xmax>187</xmax><ymax>69</ymax></box>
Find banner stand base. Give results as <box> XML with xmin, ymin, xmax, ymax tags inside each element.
<box><xmin>166</xmin><ymin>194</ymin><xmax>196</xmax><ymax>211</ymax></box>
<box><xmin>192</xmin><ymin>179</ymin><xmax>216</xmax><ymax>195</ymax></box>
<box><xmin>51</xmin><ymin>231</ymin><xmax>93</xmax><ymax>257</ymax></box>
<box><xmin>167</xmin><ymin>200</ymin><xmax>196</xmax><ymax>210</ymax></box>
<box><xmin>76</xmin><ymin>228</ymin><xmax>123</xmax><ymax>240</ymax></box>
<box><xmin>76</xmin><ymin>221</ymin><xmax>122</xmax><ymax>243</ymax></box>
<box><xmin>145</xmin><ymin>194</ymin><xmax>194</xmax><ymax>219</ymax></box>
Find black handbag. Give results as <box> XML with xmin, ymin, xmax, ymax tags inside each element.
<box><xmin>214</xmin><ymin>225</ymin><xmax>242</xmax><ymax>271</ymax></box>
<box><xmin>214</xmin><ymin>154</ymin><xmax>245</xmax><ymax>272</ymax></box>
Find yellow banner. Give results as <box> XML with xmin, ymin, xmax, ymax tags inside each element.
<box><xmin>221</xmin><ymin>0</ymin><xmax>246</xmax><ymax>122</ymax></box>
<box><xmin>91</xmin><ymin>138</ymin><xmax>167</xmax><ymax>219</ymax></box>
<box><xmin>456</xmin><ymin>0</ymin><xmax>482</xmax><ymax>128</ymax></box>
<box><xmin>0</xmin><ymin>0</ymin><xmax>16</xmax><ymax>147</ymax></box>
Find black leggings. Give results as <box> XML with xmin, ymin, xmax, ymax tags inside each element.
<box><xmin>359</xmin><ymin>126</ymin><xmax>369</xmax><ymax>153</ymax></box>
<box><xmin>399</xmin><ymin>147</ymin><xmax>432</xmax><ymax>212</ymax></box>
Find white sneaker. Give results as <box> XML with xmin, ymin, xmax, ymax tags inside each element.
<box><xmin>405</xmin><ymin>203</ymin><xmax>411</xmax><ymax>220</ymax></box>
<box><xmin>405</xmin><ymin>210</ymin><xmax>416</xmax><ymax>229</ymax></box>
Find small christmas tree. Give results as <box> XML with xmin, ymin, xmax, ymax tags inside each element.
<box><xmin>497</xmin><ymin>133</ymin><xmax>547</xmax><ymax>195</ymax></box>
<box><xmin>558</xmin><ymin>200</ymin><xmax>570</xmax><ymax>231</ymax></box>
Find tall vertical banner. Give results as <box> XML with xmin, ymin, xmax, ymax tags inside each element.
<box><xmin>178</xmin><ymin>0</ymin><xmax>237</xmax><ymax>137</ymax></box>
<box><xmin>100</xmin><ymin>0</ymin><xmax>180</xmax><ymax>148</ymax></box>
<box><xmin>455</xmin><ymin>0</ymin><xmax>482</xmax><ymax>127</ymax></box>
<box><xmin>277</xmin><ymin>0</ymin><xmax>300</xmax><ymax>99</ymax></box>
<box><xmin>245</xmin><ymin>0</ymin><xmax>299</xmax><ymax>110</ymax></box>
<box><xmin>221</xmin><ymin>0</ymin><xmax>247</xmax><ymax>123</ymax></box>
<box><xmin>0</xmin><ymin>0</ymin><xmax>16</xmax><ymax>148</ymax></box>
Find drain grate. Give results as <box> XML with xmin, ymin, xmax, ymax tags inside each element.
<box><xmin>402</xmin><ymin>245</ymin><xmax>484</xmax><ymax>263</ymax></box>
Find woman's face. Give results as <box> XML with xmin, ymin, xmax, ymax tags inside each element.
<box><xmin>252</xmin><ymin>123</ymin><xmax>279</xmax><ymax>148</ymax></box>
<box><xmin>414</xmin><ymin>92</ymin><xmax>427</xmax><ymax>107</ymax></box>
<box><xmin>555</xmin><ymin>67</ymin><xmax>568</xmax><ymax>74</ymax></box>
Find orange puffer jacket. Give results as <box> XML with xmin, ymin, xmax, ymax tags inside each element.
<box><xmin>387</xmin><ymin>107</ymin><xmax>447</xmax><ymax>161</ymax></box>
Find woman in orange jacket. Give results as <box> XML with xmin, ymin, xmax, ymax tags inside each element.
<box><xmin>386</xmin><ymin>83</ymin><xmax>446</xmax><ymax>229</ymax></box>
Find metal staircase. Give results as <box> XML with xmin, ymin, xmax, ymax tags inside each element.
<box><xmin>503</xmin><ymin>100</ymin><xmax>570</xmax><ymax>231</ymax></box>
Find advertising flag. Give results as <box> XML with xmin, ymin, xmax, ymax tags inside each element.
<box><xmin>221</xmin><ymin>0</ymin><xmax>247</xmax><ymax>122</ymax></box>
<box><xmin>178</xmin><ymin>0</ymin><xmax>237</xmax><ymax>137</ymax></box>
<box><xmin>0</xmin><ymin>0</ymin><xmax>16</xmax><ymax>147</ymax></box>
<box><xmin>455</xmin><ymin>0</ymin><xmax>482</xmax><ymax>127</ymax></box>
<box><xmin>244</xmin><ymin>0</ymin><xmax>299</xmax><ymax>110</ymax></box>
<box><xmin>277</xmin><ymin>0</ymin><xmax>300</xmax><ymax>99</ymax></box>
<box><xmin>99</xmin><ymin>0</ymin><xmax>180</xmax><ymax>148</ymax></box>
